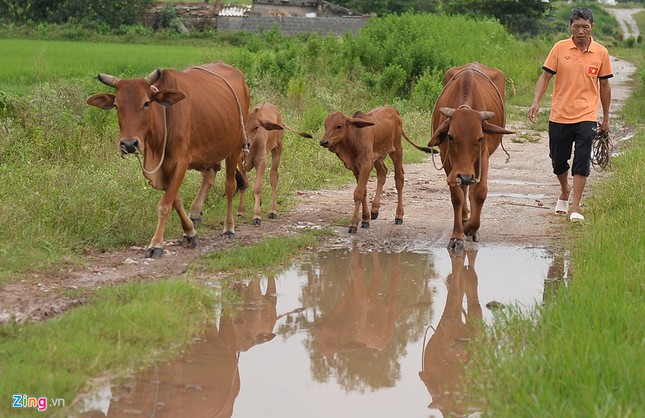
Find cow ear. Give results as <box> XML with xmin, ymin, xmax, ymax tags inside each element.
<box><xmin>429</xmin><ymin>118</ymin><xmax>450</xmax><ymax>147</ymax></box>
<box><xmin>86</xmin><ymin>93</ymin><xmax>116</xmax><ymax>110</ymax></box>
<box><xmin>347</xmin><ymin>118</ymin><xmax>375</xmax><ymax>128</ymax></box>
<box><xmin>482</xmin><ymin>121</ymin><xmax>515</xmax><ymax>135</ymax></box>
<box><xmin>259</xmin><ymin>120</ymin><xmax>284</xmax><ymax>131</ymax></box>
<box><xmin>152</xmin><ymin>89</ymin><xmax>186</xmax><ymax>106</ymax></box>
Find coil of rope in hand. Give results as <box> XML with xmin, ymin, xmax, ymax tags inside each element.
<box><xmin>591</xmin><ymin>129</ymin><xmax>612</xmax><ymax>172</ymax></box>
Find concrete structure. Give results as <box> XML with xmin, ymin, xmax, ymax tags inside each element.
<box><xmin>144</xmin><ymin>1</ymin><xmax>368</xmax><ymax>36</ymax></box>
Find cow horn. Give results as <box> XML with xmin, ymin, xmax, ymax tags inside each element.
<box><xmin>97</xmin><ymin>74</ymin><xmax>120</xmax><ymax>88</ymax></box>
<box><xmin>439</xmin><ymin>107</ymin><xmax>455</xmax><ymax>118</ymax></box>
<box><xmin>480</xmin><ymin>111</ymin><xmax>495</xmax><ymax>121</ymax></box>
<box><xmin>145</xmin><ymin>68</ymin><xmax>162</xmax><ymax>85</ymax></box>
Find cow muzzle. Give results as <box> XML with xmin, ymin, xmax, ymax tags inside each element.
<box><xmin>120</xmin><ymin>139</ymin><xmax>140</xmax><ymax>157</ymax></box>
<box><xmin>456</xmin><ymin>174</ymin><xmax>477</xmax><ymax>185</ymax></box>
<box><xmin>319</xmin><ymin>139</ymin><xmax>330</xmax><ymax>149</ymax></box>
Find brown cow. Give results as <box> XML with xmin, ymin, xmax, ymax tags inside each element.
<box><xmin>237</xmin><ymin>102</ymin><xmax>312</xmax><ymax>226</ymax></box>
<box><xmin>320</xmin><ymin>106</ymin><xmax>434</xmax><ymax>233</ymax></box>
<box><xmin>429</xmin><ymin>62</ymin><xmax>514</xmax><ymax>251</ymax></box>
<box><xmin>86</xmin><ymin>61</ymin><xmax>249</xmax><ymax>258</ymax></box>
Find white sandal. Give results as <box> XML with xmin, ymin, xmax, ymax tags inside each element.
<box><xmin>569</xmin><ymin>212</ymin><xmax>584</xmax><ymax>222</ymax></box>
<box><xmin>554</xmin><ymin>199</ymin><xmax>569</xmax><ymax>214</ymax></box>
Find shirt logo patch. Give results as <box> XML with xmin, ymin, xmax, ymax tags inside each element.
<box><xmin>588</xmin><ymin>66</ymin><xmax>599</xmax><ymax>75</ymax></box>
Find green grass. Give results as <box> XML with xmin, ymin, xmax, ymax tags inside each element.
<box><xmin>467</xmin><ymin>132</ymin><xmax>645</xmax><ymax>417</ymax></box>
<box><xmin>0</xmin><ymin>279</ymin><xmax>215</xmax><ymax>418</ymax></box>
<box><xmin>194</xmin><ymin>228</ymin><xmax>332</xmax><ymax>273</ymax></box>
<box><xmin>0</xmin><ymin>38</ymin><xmax>234</xmax><ymax>95</ymax></box>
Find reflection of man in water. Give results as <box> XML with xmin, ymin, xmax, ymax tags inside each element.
<box><xmin>88</xmin><ymin>277</ymin><xmax>280</xmax><ymax>418</ymax></box>
<box><xmin>544</xmin><ymin>253</ymin><xmax>567</xmax><ymax>303</ymax></box>
<box><xmin>419</xmin><ymin>250</ymin><xmax>483</xmax><ymax>416</ymax></box>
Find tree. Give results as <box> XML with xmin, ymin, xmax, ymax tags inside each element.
<box><xmin>444</xmin><ymin>0</ymin><xmax>552</xmax><ymax>34</ymax></box>
<box><xmin>0</xmin><ymin>0</ymin><xmax>153</xmax><ymax>27</ymax></box>
<box><xmin>333</xmin><ymin>0</ymin><xmax>441</xmax><ymax>16</ymax></box>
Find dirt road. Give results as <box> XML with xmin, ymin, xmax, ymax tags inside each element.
<box><xmin>0</xmin><ymin>32</ymin><xmax>638</xmax><ymax>324</ymax></box>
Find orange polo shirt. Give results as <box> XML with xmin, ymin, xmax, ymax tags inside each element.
<box><xmin>543</xmin><ymin>36</ymin><xmax>613</xmax><ymax>124</ymax></box>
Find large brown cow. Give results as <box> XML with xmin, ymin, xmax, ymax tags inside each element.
<box><xmin>429</xmin><ymin>62</ymin><xmax>514</xmax><ymax>251</ymax></box>
<box><xmin>320</xmin><ymin>106</ymin><xmax>434</xmax><ymax>233</ymax></box>
<box><xmin>237</xmin><ymin>102</ymin><xmax>312</xmax><ymax>226</ymax></box>
<box><xmin>86</xmin><ymin>61</ymin><xmax>249</xmax><ymax>258</ymax></box>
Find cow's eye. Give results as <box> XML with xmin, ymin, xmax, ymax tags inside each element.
<box><xmin>253</xmin><ymin>126</ymin><xmax>259</xmax><ymax>132</ymax></box>
<box><xmin>143</xmin><ymin>101</ymin><xmax>151</xmax><ymax>109</ymax></box>
<box><xmin>335</xmin><ymin>125</ymin><xmax>342</xmax><ymax>130</ymax></box>
<box><xmin>447</xmin><ymin>135</ymin><xmax>455</xmax><ymax>142</ymax></box>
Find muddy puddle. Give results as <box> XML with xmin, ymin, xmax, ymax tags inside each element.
<box><xmin>71</xmin><ymin>245</ymin><xmax>566</xmax><ymax>418</ymax></box>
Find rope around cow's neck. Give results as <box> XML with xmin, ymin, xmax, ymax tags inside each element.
<box><xmin>137</xmin><ymin>86</ymin><xmax>167</xmax><ymax>176</ymax></box>
<box><xmin>431</xmin><ymin>147</ymin><xmax>449</xmax><ymax>171</ymax></box>
<box><xmin>430</xmin><ymin>137</ymin><xmax>483</xmax><ymax>184</ymax></box>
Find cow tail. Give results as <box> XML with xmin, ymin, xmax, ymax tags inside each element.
<box><xmin>403</xmin><ymin>131</ymin><xmax>439</xmax><ymax>154</ymax></box>
<box><xmin>235</xmin><ymin>168</ymin><xmax>248</xmax><ymax>191</ymax></box>
<box><xmin>283</xmin><ymin>123</ymin><xmax>313</xmax><ymax>139</ymax></box>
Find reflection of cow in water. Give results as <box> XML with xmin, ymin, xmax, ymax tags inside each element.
<box><xmin>313</xmin><ymin>249</ymin><xmax>402</xmax><ymax>357</ymax></box>
<box><xmin>229</xmin><ymin>276</ymin><xmax>279</xmax><ymax>350</ymax></box>
<box><xmin>88</xmin><ymin>278</ymin><xmax>283</xmax><ymax>418</ymax></box>
<box><xmin>419</xmin><ymin>250</ymin><xmax>483</xmax><ymax>416</ymax></box>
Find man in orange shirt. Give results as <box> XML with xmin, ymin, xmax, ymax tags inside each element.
<box><xmin>528</xmin><ymin>7</ymin><xmax>612</xmax><ymax>222</ymax></box>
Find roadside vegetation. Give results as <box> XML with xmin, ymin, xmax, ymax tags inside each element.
<box><xmin>466</xmin><ymin>11</ymin><xmax>645</xmax><ymax>418</ymax></box>
<box><xmin>0</xmin><ymin>2</ymin><xmax>643</xmax><ymax>417</ymax></box>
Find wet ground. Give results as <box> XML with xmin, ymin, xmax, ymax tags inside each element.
<box><xmin>72</xmin><ymin>245</ymin><xmax>565</xmax><ymax>418</ymax></box>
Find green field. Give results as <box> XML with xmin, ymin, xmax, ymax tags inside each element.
<box><xmin>0</xmin><ymin>38</ymin><xmax>233</xmax><ymax>95</ymax></box>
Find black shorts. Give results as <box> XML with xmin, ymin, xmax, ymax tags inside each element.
<box><xmin>548</xmin><ymin>121</ymin><xmax>596</xmax><ymax>177</ymax></box>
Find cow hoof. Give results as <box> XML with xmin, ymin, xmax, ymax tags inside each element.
<box><xmin>190</xmin><ymin>217</ymin><xmax>202</xmax><ymax>228</ymax></box>
<box><xmin>471</xmin><ymin>231</ymin><xmax>479</xmax><ymax>242</ymax></box>
<box><xmin>252</xmin><ymin>218</ymin><xmax>261</xmax><ymax>226</ymax></box>
<box><xmin>370</xmin><ymin>211</ymin><xmax>379</xmax><ymax>220</ymax></box>
<box><xmin>182</xmin><ymin>233</ymin><xmax>198</xmax><ymax>249</ymax></box>
<box><xmin>447</xmin><ymin>238</ymin><xmax>465</xmax><ymax>251</ymax></box>
<box><xmin>268</xmin><ymin>212</ymin><xmax>277</xmax><ymax>219</ymax></box>
<box><xmin>361</xmin><ymin>221</ymin><xmax>370</xmax><ymax>229</ymax></box>
<box><xmin>395</xmin><ymin>218</ymin><xmax>403</xmax><ymax>225</ymax></box>
<box><xmin>145</xmin><ymin>247</ymin><xmax>164</xmax><ymax>259</ymax></box>
<box><xmin>222</xmin><ymin>231</ymin><xmax>236</xmax><ymax>239</ymax></box>
<box><xmin>348</xmin><ymin>226</ymin><xmax>358</xmax><ymax>234</ymax></box>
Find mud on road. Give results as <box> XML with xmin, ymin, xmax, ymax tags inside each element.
<box><xmin>0</xmin><ymin>55</ymin><xmax>637</xmax><ymax>324</ymax></box>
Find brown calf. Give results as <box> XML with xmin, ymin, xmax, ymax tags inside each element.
<box><xmin>320</xmin><ymin>106</ymin><xmax>433</xmax><ymax>233</ymax></box>
<box><xmin>237</xmin><ymin>102</ymin><xmax>312</xmax><ymax>226</ymax></box>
